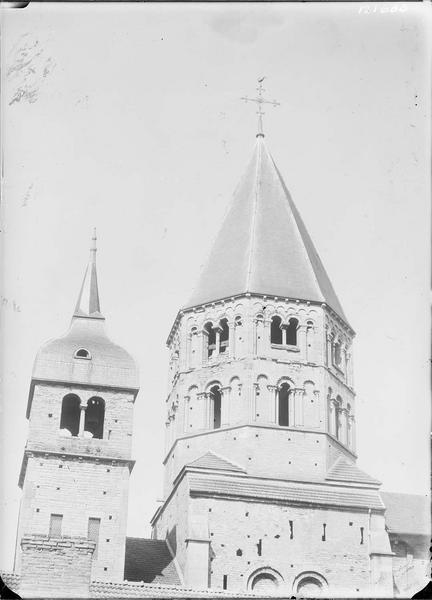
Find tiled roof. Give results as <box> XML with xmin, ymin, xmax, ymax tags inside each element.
<box><xmin>326</xmin><ymin>457</ymin><xmax>381</xmax><ymax>486</ymax></box>
<box><xmin>185</xmin><ymin>136</ymin><xmax>347</xmax><ymax>324</ymax></box>
<box><xmin>91</xmin><ymin>580</ymin><xmax>261</xmax><ymax>598</ymax></box>
<box><xmin>381</xmin><ymin>492</ymin><xmax>430</xmax><ymax>537</ymax></box>
<box><xmin>1</xmin><ymin>572</ymin><xmax>21</xmax><ymax>595</ymax></box>
<box><xmin>124</xmin><ymin>538</ymin><xmax>181</xmax><ymax>585</ymax></box>
<box><xmin>188</xmin><ymin>452</ymin><xmax>246</xmax><ymax>473</ymax></box>
<box><xmin>189</xmin><ymin>474</ymin><xmax>384</xmax><ymax>511</ymax></box>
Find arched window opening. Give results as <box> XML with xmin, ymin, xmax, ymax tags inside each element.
<box><xmin>205</xmin><ymin>322</ymin><xmax>216</xmax><ymax>358</ymax></box>
<box><xmin>219</xmin><ymin>318</ymin><xmax>229</xmax><ymax>354</ymax></box>
<box><xmin>60</xmin><ymin>394</ymin><xmax>80</xmax><ymax>436</ymax></box>
<box><xmin>189</xmin><ymin>327</ymin><xmax>198</xmax><ymax>366</ymax></box>
<box><xmin>296</xmin><ymin>577</ymin><xmax>324</xmax><ymax>596</ymax></box>
<box><xmin>270</xmin><ymin>316</ymin><xmax>283</xmax><ymax>345</ymax></box>
<box><xmin>251</xmin><ymin>574</ymin><xmax>278</xmax><ymax>593</ymax></box>
<box><xmin>335</xmin><ymin>396</ymin><xmax>342</xmax><ymax>440</ymax></box>
<box><xmin>74</xmin><ymin>348</ymin><xmax>91</xmax><ymax>359</ymax></box>
<box><xmin>278</xmin><ymin>383</ymin><xmax>290</xmax><ymax>427</ymax></box>
<box><xmin>286</xmin><ymin>318</ymin><xmax>298</xmax><ymax>345</ymax></box>
<box><xmin>210</xmin><ymin>385</ymin><xmax>221</xmax><ymax>429</ymax></box>
<box><xmin>334</xmin><ymin>341</ymin><xmax>342</xmax><ymax>367</ymax></box>
<box><xmin>84</xmin><ymin>397</ymin><xmax>105</xmax><ymax>439</ymax></box>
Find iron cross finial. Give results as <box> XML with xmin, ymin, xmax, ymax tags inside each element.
<box><xmin>241</xmin><ymin>77</ymin><xmax>280</xmax><ymax>137</ymax></box>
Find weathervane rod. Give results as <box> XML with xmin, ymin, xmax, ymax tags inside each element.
<box><xmin>241</xmin><ymin>77</ymin><xmax>280</xmax><ymax>138</ymax></box>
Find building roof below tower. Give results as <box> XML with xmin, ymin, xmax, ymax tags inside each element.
<box><xmin>188</xmin><ymin>451</ymin><xmax>247</xmax><ymax>473</ymax></box>
<box><xmin>124</xmin><ymin>538</ymin><xmax>181</xmax><ymax>586</ymax></box>
<box><xmin>326</xmin><ymin>457</ymin><xmax>381</xmax><ymax>486</ymax></box>
<box><xmin>380</xmin><ymin>492</ymin><xmax>430</xmax><ymax>537</ymax></box>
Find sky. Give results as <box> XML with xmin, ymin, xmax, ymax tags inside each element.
<box><xmin>0</xmin><ymin>2</ymin><xmax>430</xmax><ymax>571</ymax></box>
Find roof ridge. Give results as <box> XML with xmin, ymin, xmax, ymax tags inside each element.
<box><xmin>245</xmin><ymin>138</ymin><xmax>262</xmax><ymax>292</ymax></box>
<box><xmin>270</xmin><ymin>154</ymin><xmax>326</xmax><ymax>306</ymax></box>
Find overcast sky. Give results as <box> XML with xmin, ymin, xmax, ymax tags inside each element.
<box><xmin>1</xmin><ymin>2</ymin><xmax>430</xmax><ymax>571</ymax></box>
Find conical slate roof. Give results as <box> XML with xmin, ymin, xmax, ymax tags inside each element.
<box><xmin>186</xmin><ymin>137</ymin><xmax>346</xmax><ymax>323</ymax></box>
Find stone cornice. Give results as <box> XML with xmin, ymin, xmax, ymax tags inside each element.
<box><xmin>18</xmin><ymin>448</ymin><xmax>135</xmax><ymax>488</ymax></box>
<box><xmin>163</xmin><ymin>423</ymin><xmax>357</xmax><ymax>465</ymax></box>
<box><xmin>152</xmin><ymin>468</ymin><xmax>384</xmax><ymax>528</ymax></box>
<box><xmin>166</xmin><ymin>293</ymin><xmax>355</xmax><ymax>346</ymax></box>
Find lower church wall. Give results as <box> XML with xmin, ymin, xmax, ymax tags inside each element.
<box><xmin>190</xmin><ymin>495</ymin><xmax>380</xmax><ymax>596</ymax></box>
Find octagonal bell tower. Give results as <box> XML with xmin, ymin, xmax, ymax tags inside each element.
<box><xmin>152</xmin><ymin>131</ymin><xmax>392</xmax><ymax>596</ymax></box>
<box><xmin>161</xmin><ymin>135</ymin><xmax>357</xmax><ymax>494</ymax></box>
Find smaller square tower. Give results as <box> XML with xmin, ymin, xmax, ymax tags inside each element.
<box><xmin>14</xmin><ymin>232</ymin><xmax>139</xmax><ymax>583</ymax></box>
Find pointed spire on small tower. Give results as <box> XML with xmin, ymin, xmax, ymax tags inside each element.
<box><xmin>73</xmin><ymin>228</ymin><xmax>104</xmax><ymax>320</ymax></box>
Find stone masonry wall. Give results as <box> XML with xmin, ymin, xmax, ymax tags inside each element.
<box><xmin>192</xmin><ymin>495</ymin><xmax>374</xmax><ymax>596</ymax></box>
<box><xmin>15</xmin><ymin>453</ymin><xmax>130</xmax><ymax>582</ymax></box>
<box><xmin>164</xmin><ymin>425</ymin><xmax>354</xmax><ymax>495</ymax></box>
<box><xmin>19</xmin><ymin>534</ymin><xmax>94</xmax><ymax>598</ymax></box>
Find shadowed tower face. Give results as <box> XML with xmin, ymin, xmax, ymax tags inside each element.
<box><xmin>15</xmin><ymin>233</ymin><xmax>139</xmax><ymax>584</ymax></box>
<box><xmin>152</xmin><ymin>126</ymin><xmax>392</xmax><ymax>596</ymax></box>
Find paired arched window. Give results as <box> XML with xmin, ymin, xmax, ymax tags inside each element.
<box><xmin>84</xmin><ymin>397</ymin><xmax>105</xmax><ymax>439</ymax></box>
<box><xmin>278</xmin><ymin>383</ymin><xmax>290</xmax><ymax>426</ymax></box>
<box><xmin>60</xmin><ymin>394</ymin><xmax>80</xmax><ymax>436</ymax></box>
<box><xmin>209</xmin><ymin>385</ymin><xmax>222</xmax><ymax>429</ymax></box>
<box><xmin>205</xmin><ymin>319</ymin><xmax>230</xmax><ymax>358</ymax></box>
<box><xmin>59</xmin><ymin>394</ymin><xmax>105</xmax><ymax>439</ymax></box>
<box><xmin>270</xmin><ymin>316</ymin><xmax>299</xmax><ymax>346</ymax></box>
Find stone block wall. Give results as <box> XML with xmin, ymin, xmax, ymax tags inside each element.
<box><xmin>191</xmin><ymin>494</ymin><xmax>378</xmax><ymax>596</ymax></box>
<box><xmin>163</xmin><ymin>425</ymin><xmax>354</xmax><ymax>497</ymax></box>
<box><xmin>19</xmin><ymin>534</ymin><xmax>94</xmax><ymax>598</ymax></box>
<box><xmin>15</xmin><ymin>453</ymin><xmax>130</xmax><ymax>582</ymax></box>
